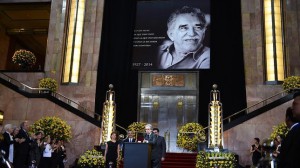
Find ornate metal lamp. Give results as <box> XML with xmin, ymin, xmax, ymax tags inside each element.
<box><xmin>101</xmin><ymin>84</ymin><xmax>116</xmax><ymax>144</ymax></box>
<box><xmin>208</xmin><ymin>84</ymin><xmax>223</xmax><ymax>149</ymax></box>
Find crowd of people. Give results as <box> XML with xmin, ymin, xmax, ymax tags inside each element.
<box><xmin>2</xmin><ymin>94</ymin><xmax>299</xmax><ymax>168</ymax></box>
<box><xmin>250</xmin><ymin>91</ymin><xmax>300</xmax><ymax>168</ymax></box>
<box><xmin>0</xmin><ymin>121</ymin><xmax>67</xmax><ymax>168</ymax></box>
<box><xmin>104</xmin><ymin>124</ymin><xmax>166</xmax><ymax>168</ymax></box>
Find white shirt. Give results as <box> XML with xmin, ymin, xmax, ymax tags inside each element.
<box><xmin>43</xmin><ymin>144</ymin><xmax>52</xmax><ymax>157</ymax></box>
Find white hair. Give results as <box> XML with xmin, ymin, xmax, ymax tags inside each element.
<box><xmin>4</xmin><ymin>124</ymin><xmax>13</xmax><ymax>132</ymax></box>
<box><xmin>145</xmin><ymin>124</ymin><xmax>152</xmax><ymax>130</ymax></box>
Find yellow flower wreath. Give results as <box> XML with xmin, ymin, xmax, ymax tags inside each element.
<box><xmin>176</xmin><ymin>122</ymin><xmax>206</xmax><ymax>151</ymax></box>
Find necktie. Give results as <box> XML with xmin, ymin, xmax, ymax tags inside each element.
<box><xmin>129</xmin><ymin>138</ymin><xmax>132</xmax><ymax>142</ymax></box>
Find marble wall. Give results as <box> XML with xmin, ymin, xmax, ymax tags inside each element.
<box><xmin>1</xmin><ymin>1</ymin><xmax>105</xmax><ymax>166</ymax></box>
<box><xmin>44</xmin><ymin>0</ymin><xmax>104</xmax><ymax>112</ymax></box>
<box><xmin>241</xmin><ymin>0</ymin><xmax>300</xmax><ymax>107</ymax></box>
<box><xmin>228</xmin><ymin>1</ymin><xmax>300</xmax><ymax>165</ymax></box>
<box><xmin>1</xmin><ymin>0</ymin><xmax>300</xmax><ymax>167</ymax></box>
<box><xmin>223</xmin><ymin>101</ymin><xmax>291</xmax><ymax>166</ymax></box>
<box><xmin>0</xmin><ymin>83</ymin><xmax>101</xmax><ymax>167</ymax></box>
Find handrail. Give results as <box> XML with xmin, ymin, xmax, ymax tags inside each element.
<box><xmin>0</xmin><ymin>72</ymin><xmax>126</xmax><ymax>132</ymax></box>
<box><xmin>223</xmin><ymin>89</ymin><xmax>290</xmax><ymax>123</ymax></box>
<box><xmin>0</xmin><ymin>72</ymin><xmax>50</xmax><ymax>93</ymax></box>
<box><xmin>1</xmin><ymin>72</ymin><xmax>296</xmax><ymax>134</ymax></box>
<box><xmin>203</xmin><ymin>89</ymin><xmax>293</xmax><ymax>130</ymax></box>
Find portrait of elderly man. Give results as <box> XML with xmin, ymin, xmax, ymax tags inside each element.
<box><xmin>157</xmin><ymin>6</ymin><xmax>210</xmax><ymax>69</ymax></box>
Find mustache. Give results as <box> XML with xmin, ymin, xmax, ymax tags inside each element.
<box><xmin>183</xmin><ymin>37</ymin><xmax>200</xmax><ymax>40</ymax></box>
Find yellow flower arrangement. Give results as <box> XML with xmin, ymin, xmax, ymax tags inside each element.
<box><xmin>39</xmin><ymin>78</ymin><xmax>58</xmax><ymax>92</ymax></box>
<box><xmin>282</xmin><ymin>76</ymin><xmax>300</xmax><ymax>93</ymax></box>
<box><xmin>176</xmin><ymin>122</ymin><xmax>206</xmax><ymax>151</ymax></box>
<box><xmin>196</xmin><ymin>151</ymin><xmax>236</xmax><ymax>168</ymax></box>
<box><xmin>127</xmin><ymin>122</ymin><xmax>147</xmax><ymax>141</ymax></box>
<box><xmin>12</xmin><ymin>49</ymin><xmax>36</xmax><ymax>67</ymax></box>
<box><xmin>127</xmin><ymin>122</ymin><xmax>147</xmax><ymax>133</ymax></box>
<box><xmin>270</xmin><ymin>122</ymin><xmax>289</xmax><ymax>140</ymax></box>
<box><xmin>30</xmin><ymin>116</ymin><xmax>72</xmax><ymax>141</ymax></box>
<box><xmin>77</xmin><ymin>149</ymin><xmax>105</xmax><ymax>168</ymax></box>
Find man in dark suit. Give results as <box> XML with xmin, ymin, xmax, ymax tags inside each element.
<box><xmin>152</xmin><ymin>128</ymin><xmax>166</xmax><ymax>168</ymax></box>
<box><xmin>123</xmin><ymin>130</ymin><xmax>136</xmax><ymax>143</ymax></box>
<box><xmin>14</xmin><ymin>121</ymin><xmax>32</xmax><ymax>168</ymax></box>
<box><xmin>278</xmin><ymin>92</ymin><xmax>300</xmax><ymax>168</ymax></box>
<box><xmin>143</xmin><ymin>124</ymin><xmax>156</xmax><ymax>144</ymax></box>
<box><xmin>122</xmin><ymin>130</ymin><xmax>136</xmax><ymax>158</ymax></box>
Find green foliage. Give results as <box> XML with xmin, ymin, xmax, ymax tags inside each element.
<box><xmin>39</xmin><ymin>78</ymin><xmax>58</xmax><ymax>92</ymax></box>
<box><xmin>176</xmin><ymin>122</ymin><xmax>206</xmax><ymax>151</ymax></box>
<box><xmin>270</xmin><ymin>122</ymin><xmax>289</xmax><ymax>140</ymax></box>
<box><xmin>77</xmin><ymin>149</ymin><xmax>105</xmax><ymax>168</ymax></box>
<box><xmin>282</xmin><ymin>76</ymin><xmax>300</xmax><ymax>92</ymax></box>
<box><xmin>30</xmin><ymin>116</ymin><xmax>72</xmax><ymax>141</ymax></box>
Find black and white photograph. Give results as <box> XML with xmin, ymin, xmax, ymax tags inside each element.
<box><xmin>131</xmin><ymin>0</ymin><xmax>210</xmax><ymax>70</ymax></box>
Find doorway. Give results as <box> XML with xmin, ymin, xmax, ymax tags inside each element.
<box><xmin>138</xmin><ymin>72</ymin><xmax>199</xmax><ymax>152</ymax></box>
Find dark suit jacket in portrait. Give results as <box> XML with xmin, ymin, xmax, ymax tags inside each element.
<box><xmin>278</xmin><ymin>123</ymin><xmax>300</xmax><ymax>168</ymax></box>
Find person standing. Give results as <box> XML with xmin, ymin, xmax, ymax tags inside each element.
<box><xmin>292</xmin><ymin>91</ymin><xmax>300</xmax><ymax>121</ymax></box>
<box><xmin>157</xmin><ymin>6</ymin><xmax>210</xmax><ymax>69</ymax></box>
<box><xmin>39</xmin><ymin>135</ymin><xmax>53</xmax><ymax>168</ymax></box>
<box><xmin>152</xmin><ymin>128</ymin><xmax>166</xmax><ymax>168</ymax></box>
<box><xmin>1</xmin><ymin>124</ymin><xmax>14</xmax><ymax>163</ymax></box>
<box><xmin>104</xmin><ymin>132</ymin><xmax>120</xmax><ymax>168</ymax></box>
<box><xmin>122</xmin><ymin>130</ymin><xmax>135</xmax><ymax>158</ymax></box>
<box><xmin>14</xmin><ymin>121</ymin><xmax>32</xmax><ymax>168</ymax></box>
<box><xmin>57</xmin><ymin>139</ymin><xmax>67</xmax><ymax>168</ymax></box>
<box><xmin>278</xmin><ymin>104</ymin><xmax>300</xmax><ymax>168</ymax></box>
<box><xmin>250</xmin><ymin>137</ymin><xmax>262</xmax><ymax>167</ymax></box>
<box><xmin>272</xmin><ymin>135</ymin><xmax>282</xmax><ymax>167</ymax></box>
<box><xmin>123</xmin><ymin>130</ymin><xmax>136</xmax><ymax>143</ymax></box>
<box><xmin>29</xmin><ymin>131</ymin><xmax>44</xmax><ymax>167</ymax></box>
<box><xmin>143</xmin><ymin>124</ymin><xmax>156</xmax><ymax>144</ymax></box>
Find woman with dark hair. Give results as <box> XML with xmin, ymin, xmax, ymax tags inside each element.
<box><xmin>104</xmin><ymin>132</ymin><xmax>120</xmax><ymax>168</ymax></box>
<box><xmin>51</xmin><ymin>139</ymin><xmax>66</xmax><ymax>168</ymax></box>
<box><xmin>250</xmin><ymin>137</ymin><xmax>262</xmax><ymax>167</ymax></box>
<box><xmin>38</xmin><ymin>135</ymin><xmax>52</xmax><ymax>168</ymax></box>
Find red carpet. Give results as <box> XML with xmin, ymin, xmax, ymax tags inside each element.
<box><xmin>162</xmin><ymin>152</ymin><xmax>197</xmax><ymax>168</ymax></box>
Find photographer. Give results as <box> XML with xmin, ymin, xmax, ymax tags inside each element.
<box><xmin>250</xmin><ymin>137</ymin><xmax>262</xmax><ymax>167</ymax></box>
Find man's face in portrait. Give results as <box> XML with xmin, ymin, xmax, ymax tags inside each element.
<box><xmin>168</xmin><ymin>13</ymin><xmax>206</xmax><ymax>54</ymax></box>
